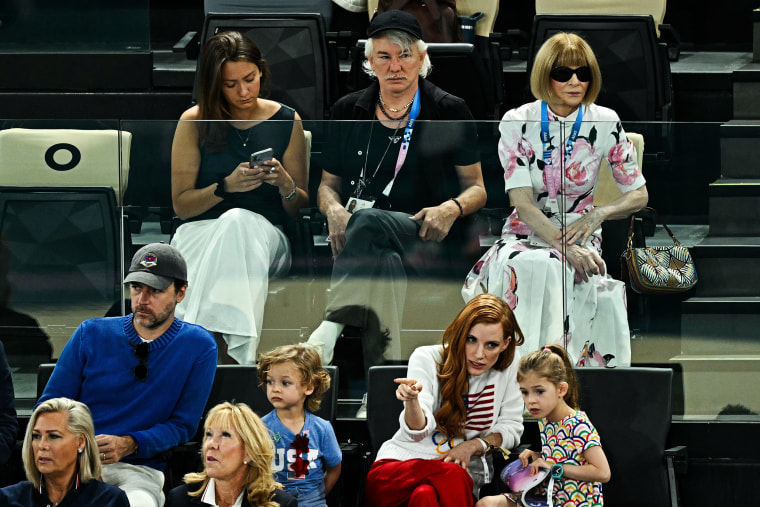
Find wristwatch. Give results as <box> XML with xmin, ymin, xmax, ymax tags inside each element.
<box><xmin>550</xmin><ymin>463</ymin><xmax>564</xmax><ymax>480</ymax></box>
<box><xmin>214</xmin><ymin>174</ymin><xmax>232</xmax><ymax>201</ymax></box>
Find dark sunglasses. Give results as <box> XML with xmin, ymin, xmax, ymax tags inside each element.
<box><xmin>133</xmin><ymin>342</ymin><xmax>150</xmax><ymax>382</ymax></box>
<box><xmin>550</xmin><ymin>66</ymin><xmax>592</xmax><ymax>83</ymax></box>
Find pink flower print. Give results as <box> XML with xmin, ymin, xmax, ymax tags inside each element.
<box><xmin>564</xmin><ymin>160</ymin><xmax>588</xmax><ymax>188</ymax></box>
<box><xmin>499</xmin><ymin>130</ymin><xmax>533</xmax><ymax>180</ymax></box>
<box><xmin>502</xmin><ymin>265</ymin><xmax>518</xmax><ymax>309</ymax></box>
<box><xmin>516</xmin><ymin>134</ymin><xmax>535</xmax><ymax>159</ymax></box>
<box><xmin>503</xmin><ymin>152</ymin><xmax>518</xmax><ymax>180</ymax></box>
<box><xmin>575</xmin><ymin>193</ymin><xmax>594</xmax><ymax>212</ymax></box>
<box><xmin>504</xmin><ymin>213</ymin><xmax>532</xmax><ymax>236</ymax></box>
<box><xmin>608</xmin><ymin>141</ymin><xmax>639</xmax><ymax>186</ymax></box>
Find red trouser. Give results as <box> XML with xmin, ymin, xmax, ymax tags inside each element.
<box><xmin>365</xmin><ymin>459</ymin><xmax>475</xmax><ymax>507</ymax></box>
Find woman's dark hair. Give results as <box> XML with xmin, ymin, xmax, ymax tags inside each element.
<box><xmin>435</xmin><ymin>294</ymin><xmax>524</xmax><ymax>439</ymax></box>
<box><xmin>196</xmin><ymin>31</ymin><xmax>271</xmax><ymax>149</ymax></box>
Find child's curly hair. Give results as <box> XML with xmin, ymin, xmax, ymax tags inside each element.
<box><xmin>257</xmin><ymin>344</ymin><xmax>331</xmax><ymax>413</ymax></box>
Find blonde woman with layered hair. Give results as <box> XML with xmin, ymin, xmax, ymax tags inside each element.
<box><xmin>166</xmin><ymin>402</ymin><xmax>296</xmax><ymax>507</ymax></box>
<box><xmin>529</xmin><ymin>32</ymin><xmax>602</xmax><ymax>107</ymax></box>
<box><xmin>0</xmin><ymin>398</ymin><xmax>128</xmax><ymax>506</ymax></box>
<box><xmin>365</xmin><ymin>294</ymin><xmax>525</xmax><ymax>507</ymax></box>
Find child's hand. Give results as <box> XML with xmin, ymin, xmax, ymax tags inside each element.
<box><xmin>528</xmin><ymin>457</ymin><xmax>550</xmax><ymax>476</ymax></box>
<box><xmin>518</xmin><ymin>449</ymin><xmax>539</xmax><ymax>468</ymax></box>
<box><xmin>394</xmin><ymin>378</ymin><xmax>423</xmax><ymax>402</ymax></box>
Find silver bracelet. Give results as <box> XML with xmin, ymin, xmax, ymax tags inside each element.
<box><xmin>281</xmin><ymin>181</ymin><xmax>297</xmax><ymax>201</ymax></box>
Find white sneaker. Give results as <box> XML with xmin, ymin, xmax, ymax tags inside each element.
<box><xmin>355</xmin><ymin>392</ymin><xmax>368</xmax><ymax>419</ymax></box>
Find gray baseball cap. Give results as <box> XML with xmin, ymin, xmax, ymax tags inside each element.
<box><xmin>123</xmin><ymin>243</ymin><xmax>187</xmax><ymax>291</ymax></box>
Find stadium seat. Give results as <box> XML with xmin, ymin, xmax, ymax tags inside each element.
<box><xmin>195</xmin><ymin>13</ymin><xmax>338</xmax><ymax>121</ymax></box>
<box><xmin>574</xmin><ymin>367</ymin><xmax>686</xmax><ymax>506</ymax></box>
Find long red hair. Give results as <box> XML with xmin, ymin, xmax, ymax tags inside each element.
<box><xmin>435</xmin><ymin>294</ymin><xmax>524</xmax><ymax>439</ymax></box>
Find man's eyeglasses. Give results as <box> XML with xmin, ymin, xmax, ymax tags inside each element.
<box><xmin>550</xmin><ymin>66</ymin><xmax>592</xmax><ymax>83</ymax></box>
<box><xmin>133</xmin><ymin>342</ymin><xmax>150</xmax><ymax>382</ymax></box>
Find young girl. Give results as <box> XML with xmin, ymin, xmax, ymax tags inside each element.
<box><xmin>258</xmin><ymin>344</ymin><xmax>342</xmax><ymax>507</ymax></box>
<box><xmin>477</xmin><ymin>344</ymin><xmax>610</xmax><ymax>507</ymax></box>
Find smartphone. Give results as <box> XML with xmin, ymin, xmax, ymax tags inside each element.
<box><xmin>250</xmin><ymin>147</ymin><xmax>274</xmax><ymax>167</ymax></box>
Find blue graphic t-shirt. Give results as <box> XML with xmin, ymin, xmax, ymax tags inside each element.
<box><xmin>262</xmin><ymin>411</ymin><xmax>342</xmax><ymax>504</ymax></box>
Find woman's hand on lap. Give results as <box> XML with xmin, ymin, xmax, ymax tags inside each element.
<box><xmin>565</xmin><ymin>244</ymin><xmax>605</xmax><ymax>282</ymax></box>
<box><xmin>436</xmin><ymin>439</ymin><xmax>481</xmax><ymax>470</ymax></box>
<box><xmin>559</xmin><ymin>207</ymin><xmax>605</xmax><ymax>247</ymax></box>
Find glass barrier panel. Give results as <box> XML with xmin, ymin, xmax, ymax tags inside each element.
<box><xmin>2</xmin><ymin>118</ymin><xmax>758</xmax><ymax>422</ymax></box>
<box><xmin>0</xmin><ymin>119</ymin><xmax>125</xmax><ymax>410</ymax></box>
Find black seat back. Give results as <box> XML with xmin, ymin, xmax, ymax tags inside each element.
<box><xmin>0</xmin><ymin>187</ymin><xmax>121</xmax><ymax>304</ymax></box>
<box><xmin>575</xmin><ymin>367</ymin><xmax>673</xmax><ymax>506</ymax></box>
<box><xmin>366</xmin><ymin>365</ymin><xmax>407</xmax><ymax>456</ymax></box>
<box><xmin>202</xmin><ymin>364</ymin><xmax>339</xmax><ymax>425</ymax></box>
<box><xmin>196</xmin><ymin>13</ymin><xmax>335</xmax><ymax>121</ymax></box>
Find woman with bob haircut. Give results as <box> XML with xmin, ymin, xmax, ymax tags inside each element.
<box><xmin>0</xmin><ymin>397</ymin><xmax>128</xmax><ymax>505</ymax></box>
<box><xmin>171</xmin><ymin>30</ymin><xmax>308</xmax><ymax>365</ymax></box>
<box><xmin>463</xmin><ymin>32</ymin><xmax>648</xmax><ymax>366</ymax></box>
<box><xmin>166</xmin><ymin>402</ymin><xmax>296</xmax><ymax>507</ymax></box>
<box><xmin>364</xmin><ymin>294</ymin><xmax>525</xmax><ymax>507</ymax></box>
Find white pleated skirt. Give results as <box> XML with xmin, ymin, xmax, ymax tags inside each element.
<box><xmin>172</xmin><ymin>208</ymin><xmax>291</xmax><ymax>363</ymax></box>
<box><xmin>462</xmin><ymin>236</ymin><xmax>630</xmax><ymax>367</ymax></box>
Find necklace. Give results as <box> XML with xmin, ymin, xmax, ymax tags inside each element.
<box><xmin>378</xmin><ymin>91</ymin><xmax>414</xmax><ymax>113</ymax></box>
<box><xmin>377</xmin><ymin>100</ymin><xmax>409</xmax><ymax>122</ymax></box>
<box><xmin>234</xmin><ymin>126</ymin><xmax>253</xmax><ymax>147</ymax></box>
<box><xmin>362</xmin><ymin>112</ymin><xmax>403</xmax><ymax>183</ymax></box>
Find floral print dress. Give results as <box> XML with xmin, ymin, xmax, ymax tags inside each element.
<box><xmin>462</xmin><ymin>101</ymin><xmax>645</xmax><ymax>365</ymax></box>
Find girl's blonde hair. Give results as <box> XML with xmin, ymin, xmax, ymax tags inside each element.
<box><xmin>23</xmin><ymin>397</ymin><xmax>100</xmax><ymax>487</ymax></box>
<box><xmin>530</xmin><ymin>32</ymin><xmax>602</xmax><ymax>107</ymax></box>
<box><xmin>435</xmin><ymin>294</ymin><xmax>524</xmax><ymax>439</ymax></box>
<box><xmin>257</xmin><ymin>344</ymin><xmax>331</xmax><ymax>413</ymax></box>
<box><xmin>185</xmin><ymin>402</ymin><xmax>282</xmax><ymax>507</ymax></box>
<box><xmin>517</xmin><ymin>344</ymin><xmax>580</xmax><ymax>409</ymax></box>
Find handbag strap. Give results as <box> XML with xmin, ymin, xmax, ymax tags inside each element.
<box><xmin>627</xmin><ymin>207</ymin><xmax>682</xmax><ymax>250</ymax></box>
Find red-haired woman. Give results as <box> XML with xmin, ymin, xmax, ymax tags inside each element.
<box><xmin>365</xmin><ymin>294</ymin><xmax>525</xmax><ymax>507</ymax></box>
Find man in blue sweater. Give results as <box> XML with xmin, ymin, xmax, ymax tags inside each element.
<box><xmin>38</xmin><ymin>243</ymin><xmax>217</xmax><ymax>507</ymax></box>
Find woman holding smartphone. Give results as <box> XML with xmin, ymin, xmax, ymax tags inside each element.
<box><xmin>171</xmin><ymin>30</ymin><xmax>308</xmax><ymax>364</ymax></box>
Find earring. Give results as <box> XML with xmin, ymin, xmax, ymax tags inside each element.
<box><xmin>78</xmin><ymin>448</ymin><xmax>83</xmax><ymax>454</ymax></box>
<box><xmin>243</xmin><ymin>460</ymin><xmax>248</xmax><ymax>465</ymax></box>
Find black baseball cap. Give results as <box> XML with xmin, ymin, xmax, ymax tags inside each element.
<box><xmin>368</xmin><ymin>10</ymin><xmax>423</xmax><ymax>40</ymax></box>
<box><xmin>123</xmin><ymin>243</ymin><xmax>187</xmax><ymax>291</ymax></box>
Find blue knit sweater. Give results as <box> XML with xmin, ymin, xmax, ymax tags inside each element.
<box><xmin>38</xmin><ymin>315</ymin><xmax>217</xmax><ymax>471</ymax></box>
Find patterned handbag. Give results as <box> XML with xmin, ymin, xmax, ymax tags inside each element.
<box><xmin>621</xmin><ymin>208</ymin><xmax>698</xmax><ymax>294</ymax></box>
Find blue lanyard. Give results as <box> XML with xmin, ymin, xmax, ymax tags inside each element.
<box><xmin>540</xmin><ymin>101</ymin><xmax>583</xmax><ymax>199</ymax></box>
<box><xmin>382</xmin><ymin>86</ymin><xmax>421</xmax><ymax>197</ymax></box>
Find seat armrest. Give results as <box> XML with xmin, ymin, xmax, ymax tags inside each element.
<box><xmin>665</xmin><ymin>445</ymin><xmax>688</xmax><ymax>474</ymax></box>
<box><xmin>665</xmin><ymin>445</ymin><xmax>687</xmax><ymax>507</ymax></box>
<box><xmin>658</xmin><ymin>24</ymin><xmax>681</xmax><ymax>62</ymax></box>
<box><xmin>173</xmin><ymin>31</ymin><xmax>200</xmax><ymax>60</ymax></box>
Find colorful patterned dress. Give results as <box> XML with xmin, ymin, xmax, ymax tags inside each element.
<box><xmin>505</xmin><ymin>410</ymin><xmax>604</xmax><ymax>506</ymax></box>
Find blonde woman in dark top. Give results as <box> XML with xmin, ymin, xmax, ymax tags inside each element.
<box><xmin>0</xmin><ymin>398</ymin><xmax>128</xmax><ymax>506</ymax></box>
